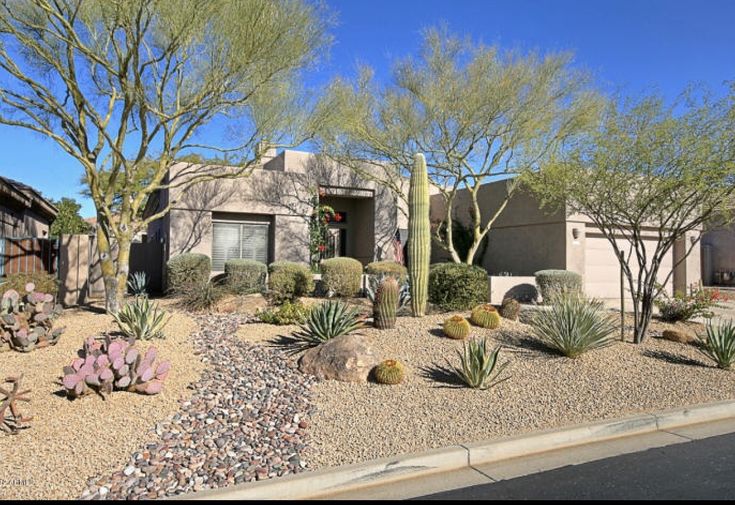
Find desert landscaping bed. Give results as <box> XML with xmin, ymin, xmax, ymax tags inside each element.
<box><xmin>248</xmin><ymin>311</ymin><xmax>734</xmax><ymax>471</ymax></box>
<box><xmin>0</xmin><ymin>304</ymin><xmax>200</xmax><ymax>500</ymax></box>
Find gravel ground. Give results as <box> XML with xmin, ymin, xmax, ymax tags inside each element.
<box><xmin>0</xmin><ymin>303</ymin><xmax>200</xmax><ymax>500</ymax></box>
<box><xmin>300</xmin><ymin>312</ymin><xmax>735</xmax><ymax>470</ymax></box>
<box><xmin>80</xmin><ymin>314</ymin><xmax>317</xmax><ymax>500</ymax></box>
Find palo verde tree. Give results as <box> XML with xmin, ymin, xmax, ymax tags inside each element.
<box><xmin>0</xmin><ymin>0</ymin><xmax>333</xmax><ymax>312</ymax></box>
<box><xmin>525</xmin><ymin>89</ymin><xmax>735</xmax><ymax>343</ymax></box>
<box><xmin>319</xmin><ymin>27</ymin><xmax>601</xmax><ymax>264</ymax></box>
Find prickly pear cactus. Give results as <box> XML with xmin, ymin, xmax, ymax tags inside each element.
<box><xmin>1</xmin><ymin>284</ymin><xmax>63</xmax><ymax>352</ymax></box>
<box><xmin>373</xmin><ymin>359</ymin><xmax>405</xmax><ymax>385</ymax></box>
<box><xmin>408</xmin><ymin>153</ymin><xmax>430</xmax><ymax>317</ymax></box>
<box><xmin>470</xmin><ymin>304</ymin><xmax>501</xmax><ymax>329</ymax></box>
<box><xmin>443</xmin><ymin>315</ymin><xmax>471</xmax><ymax>339</ymax></box>
<box><xmin>62</xmin><ymin>336</ymin><xmax>171</xmax><ymax>399</ymax></box>
<box><xmin>373</xmin><ymin>277</ymin><xmax>399</xmax><ymax>329</ymax></box>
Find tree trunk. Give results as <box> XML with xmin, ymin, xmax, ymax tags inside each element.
<box><xmin>95</xmin><ymin>223</ymin><xmax>132</xmax><ymax>315</ymax></box>
<box><xmin>633</xmin><ymin>289</ymin><xmax>655</xmax><ymax>344</ymax></box>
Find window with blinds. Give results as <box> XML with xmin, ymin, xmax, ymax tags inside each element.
<box><xmin>212</xmin><ymin>221</ymin><xmax>269</xmax><ymax>271</ymax></box>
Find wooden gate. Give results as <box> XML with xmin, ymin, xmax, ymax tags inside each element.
<box><xmin>0</xmin><ymin>236</ymin><xmax>59</xmax><ymax>278</ymax></box>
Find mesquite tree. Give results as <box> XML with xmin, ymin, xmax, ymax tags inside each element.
<box><xmin>0</xmin><ymin>0</ymin><xmax>332</xmax><ymax>312</ymax></box>
<box><xmin>526</xmin><ymin>90</ymin><xmax>735</xmax><ymax>343</ymax></box>
<box><xmin>319</xmin><ymin>27</ymin><xmax>601</xmax><ymax>264</ymax></box>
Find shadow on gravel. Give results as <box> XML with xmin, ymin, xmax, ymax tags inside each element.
<box><xmin>491</xmin><ymin>332</ymin><xmax>563</xmax><ymax>359</ymax></box>
<box><xmin>418</xmin><ymin>363</ymin><xmax>467</xmax><ymax>388</ymax></box>
<box><xmin>641</xmin><ymin>349</ymin><xmax>710</xmax><ymax>368</ymax></box>
<box><xmin>264</xmin><ymin>334</ymin><xmax>308</xmax><ymax>356</ymax></box>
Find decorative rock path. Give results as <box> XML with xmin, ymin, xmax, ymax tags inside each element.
<box><xmin>79</xmin><ymin>314</ymin><xmax>317</xmax><ymax>500</ymax></box>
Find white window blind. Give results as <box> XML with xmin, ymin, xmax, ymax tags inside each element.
<box><xmin>212</xmin><ymin>221</ymin><xmax>269</xmax><ymax>270</ymax></box>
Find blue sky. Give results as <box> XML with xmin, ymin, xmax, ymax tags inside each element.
<box><xmin>1</xmin><ymin>0</ymin><xmax>733</xmax><ymax>218</ymax></box>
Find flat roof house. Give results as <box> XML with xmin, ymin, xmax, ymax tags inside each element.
<box><xmin>144</xmin><ymin>149</ymin><xmax>408</xmax><ymax>273</ymax></box>
<box><xmin>430</xmin><ymin>179</ymin><xmax>702</xmax><ymax>305</ymax></box>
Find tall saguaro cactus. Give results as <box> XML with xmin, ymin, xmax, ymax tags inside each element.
<box><xmin>408</xmin><ymin>153</ymin><xmax>430</xmax><ymax>317</ymax></box>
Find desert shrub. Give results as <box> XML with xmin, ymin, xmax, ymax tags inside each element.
<box><xmin>224</xmin><ymin>259</ymin><xmax>267</xmax><ymax>295</ymax></box>
<box><xmin>655</xmin><ymin>285</ymin><xmax>723</xmax><ymax>322</ymax></box>
<box><xmin>697</xmin><ymin>320</ymin><xmax>735</xmax><ymax>370</ymax></box>
<box><xmin>428</xmin><ymin>263</ymin><xmax>487</xmax><ymax>311</ymax></box>
<box><xmin>321</xmin><ymin>257</ymin><xmax>363</xmax><ymax>297</ymax></box>
<box><xmin>534</xmin><ymin>269</ymin><xmax>583</xmax><ymax>302</ymax></box>
<box><xmin>268</xmin><ymin>261</ymin><xmax>314</xmax><ymax>302</ymax></box>
<box><xmin>292</xmin><ymin>300</ymin><xmax>364</xmax><ymax>350</ymax></box>
<box><xmin>530</xmin><ymin>293</ymin><xmax>616</xmax><ymax>358</ymax></box>
<box><xmin>448</xmin><ymin>337</ymin><xmax>509</xmax><ymax>390</ymax></box>
<box><xmin>365</xmin><ymin>261</ymin><xmax>408</xmax><ymax>283</ymax></box>
<box><xmin>178</xmin><ymin>281</ymin><xmax>225</xmax><ymax>312</ymax></box>
<box><xmin>500</xmin><ymin>298</ymin><xmax>521</xmax><ymax>321</ymax></box>
<box><xmin>113</xmin><ymin>296</ymin><xmax>169</xmax><ymax>340</ymax></box>
<box><xmin>257</xmin><ymin>300</ymin><xmax>311</xmax><ymax>325</ymax></box>
<box><xmin>1</xmin><ymin>271</ymin><xmax>58</xmax><ymax>297</ymax></box>
<box><xmin>166</xmin><ymin>253</ymin><xmax>210</xmax><ymax>294</ymax></box>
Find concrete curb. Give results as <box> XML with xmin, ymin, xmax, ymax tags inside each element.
<box><xmin>178</xmin><ymin>399</ymin><xmax>735</xmax><ymax>501</ymax></box>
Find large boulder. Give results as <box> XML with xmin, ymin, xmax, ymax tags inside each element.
<box><xmin>298</xmin><ymin>334</ymin><xmax>376</xmax><ymax>382</ymax></box>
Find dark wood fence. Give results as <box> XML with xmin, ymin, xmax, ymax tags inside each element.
<box><xmin>0</xmin><ymin>237</ymin><xmax>59</xmax><ymax>277</ymax></box>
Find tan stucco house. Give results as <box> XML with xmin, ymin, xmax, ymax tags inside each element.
<box><xmin>145</xmin><ymin>149</ymin><xmax>407</xmax><ymax>273</ymax></box>
<box><xmin>430</xmin><ymin>179</ymin><xmax>702</xmax><ymax>304</ymax></box>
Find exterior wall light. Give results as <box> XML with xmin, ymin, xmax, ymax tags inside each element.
<box><xmin>572</xmin><ymin>228</ymin><xmax>580</xmax><ymax>240</ymax></box>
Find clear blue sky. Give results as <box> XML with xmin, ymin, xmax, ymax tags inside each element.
<box><xmin>1</xmin><ymin>0</ymin><xmax>733</xmax><ymax>218</ymax></box>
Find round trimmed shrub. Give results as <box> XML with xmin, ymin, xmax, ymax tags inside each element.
<box><xmin>166</xmin><ymin>253</ymin><xmax>211</xmax><ymax>294</ymax></box>
<box><xmin>365</xmin><ymin>261</ymin><xmax>408</xmax><ymax>283</ymax></box>
<box><xmin>321</xmin><ymin>257</ymin><xmax>363</xmax><ymax>297</ymax></box>
<box><xmin>428</xmin><ymin>263</ymin><xmax>488</xmax><ymax>311</ymax></box>
<box><xmin>534</xmin><ymin>269</ymin><xmax>583</xmax><ymax>302</ymax></box>
<box><xmin>224</xmin><ymin>259</ymin><xmax>267</xmax><ymax>295</ymax></box>
<box><xmin>267</xmin><ymin>261</ymin><xmax>314</xmax><ymax>302</ymax></box>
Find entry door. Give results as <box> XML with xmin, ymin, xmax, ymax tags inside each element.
<box><xmin>327</xmin><ymin>228</ymin><xmax>341</xmax><ymax>258</ymax></box>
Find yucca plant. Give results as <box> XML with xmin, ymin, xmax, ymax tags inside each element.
<box><xmin>114</xmin><ymin>296</ymin><xmax>170</xmax><ymax>340</ymax></box>
<box><xmin>530</xmin><ymin>292</ymin><xmax>616</xmax><ymax>358</ymax></box>
<box><xmin>127</xmin><ymin>271</ymin><xmax>149</xmax><ymax>298</ymax></box>
<box><xmin>448</xmin><ymin>337</ymin><xmax>509</xmax><ymax>390</ymax></box>
<box><xmin>698</xmin><ymin>319</ymin><xmax>735</xmax><ymax>370</ymax></box>
<box><xmin>292</xmin><ymin>300</ymin><xmax>364</xmax><ymax>350</ymax></box>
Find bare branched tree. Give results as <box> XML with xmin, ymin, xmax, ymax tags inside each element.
<box><xmin>0</xmin><ymin>0</ymin><xmax>333</xmax><ymax>312</ymax></box>
<box><xmin>319</xmin><ymin>26</ymin><xmax>602</xmax><ymax>264</ymax></box>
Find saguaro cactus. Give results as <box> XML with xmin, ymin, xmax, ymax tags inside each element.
<box><xmin>373</xmin><ymin>277</ymin><xmax>399</xmax><ymax>329</ymax></box>
<box><xmin>408</xmin><ymin>153</ymin><xmax>430</xmax><ymax>317</ymax></box>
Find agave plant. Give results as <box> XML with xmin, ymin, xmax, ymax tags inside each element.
<box><xmin>530</xmin><ymin>292</ymin><xmax>616</xmax><ymax>358</ymax></box>
<box><xmin>448</xmin><ymin>337</ymin><xmax>509</xmax><ymax>390</ymax></box>
<box><xmin>292</xmin><ymin>300</ymin><xmax>364</xmax><ymax>350</ymax></box>
<box><xmin>113</xmin><ymin>297</ymin><xmax>170</xmax><ymax>340</ymax></box>
<box><xmin>697</xmin><ymin>319</ymin><xmax>735</xmax><ymax>370</ymax></box>
<box><xmin>127</xmin><ymin>271</ymin><xmax>149</xmax><ymax>298</ymax></box>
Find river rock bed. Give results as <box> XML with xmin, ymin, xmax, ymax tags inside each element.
<box><xmin>79</xmin><ymin>314</ymin><xmax>317</xmax><ymax>500</ymax></box>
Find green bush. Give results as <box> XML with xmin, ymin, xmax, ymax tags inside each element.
<box><xmin>365</xmin><ymin>261</ymin><xmax>408</xmax><ymax>283</ymax></box>
<box><xmin>178</xmin><ymin>281</ymin><xmax>225</xmax><ymax>312</ymax></box>
<box><xmin>268</xmin><ymin>261</ymin><xmax>314</xmax><ymax>302</ymax></box>
<box><xmin>257</xmin><ymin>300</ymin><xmax>311</xmax><ymax>325</ymax></box>
<box><xmin>321</xmin><ymin>257</ymin><xmax>363</xmax><ymax>297</ymax></box>
<box><xmin>530</xmin><ymin>293</ymin><xmax>616</xmax><ymax>358</ymax></box>
<box><xmin>534</xmin><ymin>269</ymin><xmax>583</xmax><ymax>302</ymax></box>
<box><xmin>1</xmin><ymin>271</ymin><xmax>58</xmax><ymax>297</ymax></box>
<box><xmin>166</xmin><ymin>253</ymin><xmax>211</xmax><ymax>294</ymax></box>
<box><xmin>224</xmin><ymin>259</ymin><xmax>267</xmax><ymax>295</ymax></box>
<box><xmin>428</xmin><ymin>263</ymin><xmax>488</xmax><ymax>311</ymax></box>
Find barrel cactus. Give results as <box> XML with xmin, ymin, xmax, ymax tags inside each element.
<box><xmin>499</xmin><ymin>298</ymin><xmax>521</xmax><ymax>321</ymax></box>
<box><xmin>471</xmin><ymin>304</ymin><xmax>501</xmax><ymax>329</ymax></box>
<box><xmin>62</xmin><ymin>335</ymin><xmax>170</xmax><ymax>398</ymax></box>
<box><xmin>408</xmin><ymin>153</ymin><xmax>430</xmax><ymax>317</ymax></box>
<box><xmin>374</xmin><ymin>359</ymin><xmax>405</xmax><ymax>385</ymax></box>
<box><xmin>1</xmin><ymin>283</ymin><xmax>63</xmax><ymax>352</ymax></box>
<box><xmin>372</xmin><ymin>277</ymin><xmax>399</xmax><ymax>329</ymax></box>
<box><xmin>443</xmin><ymin>315</ymin><xmax>471</xmax><ymax>340</ymax></box>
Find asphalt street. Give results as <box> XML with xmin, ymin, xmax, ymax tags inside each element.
<box><xmin>418</xmin><ymin>431</ymin><xmax>735</xmax><ymax>500</ymax></box>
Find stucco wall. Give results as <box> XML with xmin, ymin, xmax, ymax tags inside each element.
<box><xmin>153</xmin><ymin>151</ymin><xmax>401</xmax><ymax>269</ymax></box>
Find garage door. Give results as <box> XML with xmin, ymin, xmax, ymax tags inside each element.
<box><xmin>584</xmin><ymin>234</ymin><xmax>673</xmax><ymax>302</ymax></box>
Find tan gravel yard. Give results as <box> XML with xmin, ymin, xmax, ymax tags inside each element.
<box><xmin>292</xmin><ymin>313</ymin><xmax>735</xmax><ymax>470</ymax></box>
<box><xmin>0</xmin><ymin>302</ymin><xmax>201</xmax><ymax>500</ymax></box>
